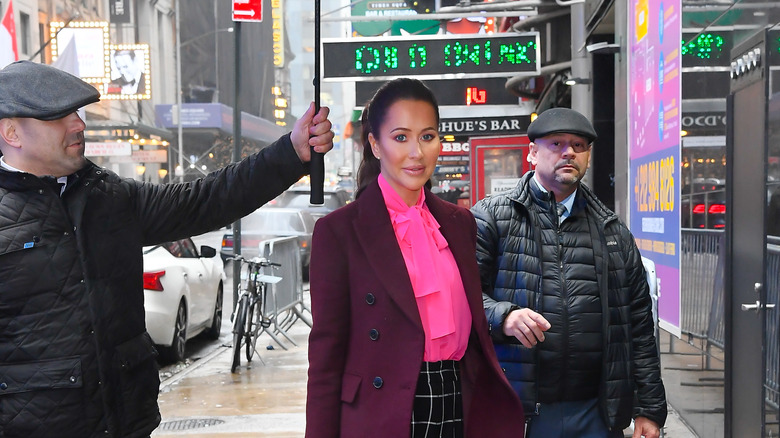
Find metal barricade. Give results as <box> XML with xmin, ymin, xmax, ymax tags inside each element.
<box><xmin>680</xmin><ymin>230</ymin><xmax>723</xmax><ymax>341</ymax></box>
<box><xmin>257</xmin><ymin>236</ymin><xmax>310</xmax><ymax>350</ymax></box>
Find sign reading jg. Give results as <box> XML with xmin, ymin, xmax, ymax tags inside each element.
<box><xmin>233</xmin><ymin>0</ymin><xmax>263</xmax><ymax>22</ymax></box>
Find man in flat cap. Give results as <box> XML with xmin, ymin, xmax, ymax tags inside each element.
<box><xmin>0</xmin><ymin>60</ymin><xmax>335</xmax><ymax>437</ymax></box>
<box><xmin>471</xmin><ymin>107</ymin><xmax>667</xmax><ymax>438</ymax></box>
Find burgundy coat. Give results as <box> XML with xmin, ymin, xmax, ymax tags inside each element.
<box><xmin>305</xmin><ymin>180</ymin><xmax>524</xmax><ymax>438</ymax></box>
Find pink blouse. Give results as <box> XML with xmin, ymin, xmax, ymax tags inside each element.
<box><xmin>378</xmin><ymin>175</ymin><xmax>471</xmax><ymax>361</ymax></box>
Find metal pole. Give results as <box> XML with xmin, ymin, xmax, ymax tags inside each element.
<box><xmin>570</xmin><ymin>1</ymin><xmax>592</xmax><ymax>187</ymax></box>
<box><xmin>232</xmin><ymin>22</ymin><xmax>243</xmax><ymax>312</ymax></box>
<box><xmin>214</xmin><ymin>1</ymin><xmax>219</xmax><ymax>102</ymax></box>
<box><xmin>310</xmin><ymin>0</ymin><xmax>324</xmax><ymax>205</ymax></box>
<box><xmin>175</xmin><ymin>0</ymin><xmax>184</xmax><ymax>183</ymax></box>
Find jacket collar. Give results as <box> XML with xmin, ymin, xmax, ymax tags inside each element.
<box><xmin>506</xmin><ymin>171</ymin><xmax>617</xmax><ymax>224</ymax></box>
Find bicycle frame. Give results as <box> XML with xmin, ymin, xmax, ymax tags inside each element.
<box><xmin>230</xmin><ymin>255</ymin><xmax>282</xmax><ymax>373</ymax></box>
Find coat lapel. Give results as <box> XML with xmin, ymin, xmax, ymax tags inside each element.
<box><xmin>352</xmin><ymin>181</ymin><xmax>422</xmax><ymax>328</ymax></box>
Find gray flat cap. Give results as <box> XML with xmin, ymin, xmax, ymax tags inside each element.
<box><xmin>527</xmin><ymin>107</ymin><xmax>597</xmax><ymax>144</ymax></box>
<box><xmin>0</xmin><ymin>60</ymin><xmax>100</xmax><ymax>121</ymax></box>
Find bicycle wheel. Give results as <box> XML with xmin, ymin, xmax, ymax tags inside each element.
<box><xmin>231</xmin><ymin>294</ymin><xmax>249</xmax><ymax>373</ymax></box>
<box><xmin>245</xmin><ymin>293</ymin><xmax>259</xmax><ymax>362</ymax></box>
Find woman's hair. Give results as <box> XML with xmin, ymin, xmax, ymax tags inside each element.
<box><xmin>355</xmin><ymin>78</ymin><xmax>439</xmax><ymax>198</ymax></box>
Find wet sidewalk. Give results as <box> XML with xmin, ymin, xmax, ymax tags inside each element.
<box><xmin>152</xmin><ymin>312</ymin><xmax>311</xmax><ymax>437</ymax></box>
<box><xmin>152</xmin><ymin>291</ymin><xmax>698</xmax><ymax>438</ymax></box>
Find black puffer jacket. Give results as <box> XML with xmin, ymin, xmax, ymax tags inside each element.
<box><xmin>0</xmin><ymin>135</ymin><xmax>306</xmax><ymax>438</ymax></box>
<box><xmin>471</xmin><ymin>172</ymin><xmax>666</xmax><ymax>432</ymax></box>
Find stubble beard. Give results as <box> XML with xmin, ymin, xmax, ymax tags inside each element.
<box><xmin>64</xmin><ymin>132</ymin><xmax>87</xmax><ymax>173</ymax></box>
<box><xmin>554</xmin><ymin>160</ymin><xmax>583</xmax><ymax>186</ymax></box>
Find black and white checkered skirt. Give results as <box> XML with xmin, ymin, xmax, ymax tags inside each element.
<box><xmin>410</xmin><ymin>360</ymin><xmax>464</xmax><ymax>438</ymax></box>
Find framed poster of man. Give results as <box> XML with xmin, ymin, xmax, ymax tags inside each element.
<box><xmin>104</xmin><ymin>45</ymin><xmax>151</xmax><ymax>100</ymax></box>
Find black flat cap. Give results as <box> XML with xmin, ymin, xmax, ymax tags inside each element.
<box><xmin>0</xmin><ymin>60</ymin><xmax>100</xmax><ymax>121</ymax></box>
<box><xmin>527</xmin><ymin>107</ymin><xmax>597</xmax><ymax>144</ymax></box>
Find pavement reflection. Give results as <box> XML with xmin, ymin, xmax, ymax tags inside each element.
<box><xmin>153</xmin><ymin>301</ymin><xmax>311</xmax><ymax>437</ymax></box>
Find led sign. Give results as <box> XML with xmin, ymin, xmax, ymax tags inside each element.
<box><xmin>355</xmin><ymin>77</ymin><xmax>518</xmax><ymax>106</ymax></box>
<box><xmin>322</xmin><ymin>33</ymin><xmax>539</xmax><ymax>81</ymax></box>
<box><xmin>681</xmin><ymin>31</ymin><xmax>732</xmax><ymax>67</ymax></box>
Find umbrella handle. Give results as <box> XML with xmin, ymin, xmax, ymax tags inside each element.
<box><xmin>310</xmin><ymin>0</ymin><xmax>324</xmax><ymax>205</ymax></box>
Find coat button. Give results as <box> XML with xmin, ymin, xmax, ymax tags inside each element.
<box><xmin>0</xmin><ymin>382</ymin><xmax>7</xmax><ymax>390</ymax></box>
<box><xmin>365</xmin><ymin>293</ymin><xmax>375</xmax><ymax>305</ymax></box>
<box><xmin>369</xmin><ymin>329</ymin><xmax>379</xmax><ymax>341</ymax></box>
<box><xmin>372</xmin><ymin>377</ymin><xmax>383</xmax><ymax>389</ymax></box>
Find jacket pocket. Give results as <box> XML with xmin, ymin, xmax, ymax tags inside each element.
<box><xmin>114</xmin><ymin>332</ymin><xmax>161</xmax><ymax>434</ymax></box>
<box><xmin>0</xmin><ymin>356</ymin><xmax>82</xmax><ymax>395</ymax></box>
<box><xmin>0</xmin><ymin>357</ymin><xmax>86</xmax><ymax>435</ymax></box>
<box><xmin>341</xmin><ymin>372</ymin><xmax>362</xmax><ymax>404</ymax></box>
<box><xmin>0</xmin><ymin>218</ymin><xmax>46</xmax><ymax>256</ymax></box>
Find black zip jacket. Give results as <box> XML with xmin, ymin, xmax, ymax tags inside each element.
<box><xmin>0</xmin><ymin>134</ymin><xmax>306</xmax><ymax>437</ymax></box>
<box><xmin>471</xmin><ymin>172</ymin><xmax>667</xmax><ymax>431</ymax></box>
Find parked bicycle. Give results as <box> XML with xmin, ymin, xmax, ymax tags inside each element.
<box><xmin>231</xmin><ymin>255</ymin><xmax>282</xmax><ymax>373</ymax></box>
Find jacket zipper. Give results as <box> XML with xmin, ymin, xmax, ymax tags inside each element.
<box><xmin>557</xmin><ymin>215</ymin><xmax>569</xmax><ymax>402</ymax></box>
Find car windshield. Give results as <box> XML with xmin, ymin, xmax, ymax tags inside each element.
<box><xmin>243</xmin><ymin>210</ymin><xmax>307</xmax><ymax>233</ymax></box>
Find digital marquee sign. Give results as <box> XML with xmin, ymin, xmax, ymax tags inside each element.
<box><xmin>322</xmin><ymin>33</ymin><xmax>539</xmax><ymax>81</ymax></box>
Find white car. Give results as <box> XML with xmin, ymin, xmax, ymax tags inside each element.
<box><xmin>143</xmin><ymin>238</ymin><xmax>226</xmax><ymax>363</ymax></box>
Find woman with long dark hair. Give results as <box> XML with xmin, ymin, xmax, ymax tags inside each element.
<box><xmin>305</xmin><ymin>78</ymin><xmax>524</xmax><ymax>438</ymax></box>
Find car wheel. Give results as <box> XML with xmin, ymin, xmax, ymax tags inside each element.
<box><xmin>160</xmin><ymin>300</ymin><xmax>187</xmax><ymax>363</ymax></box>
<box><xmin>204</xmin><ymin>283</ymin><xmax>223</xmax><ymax>340</ymax></box>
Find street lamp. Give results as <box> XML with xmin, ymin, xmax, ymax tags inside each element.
<box><xmin>175</xmin><ymin>0</ymin><xmax>183</xmax><ymax>182</ymax></box>
<box><xmin>181</xmin><ymin>27</ymin><xmax>234</xmax><ymax>49</ymax></box>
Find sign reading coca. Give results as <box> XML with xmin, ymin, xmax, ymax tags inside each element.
<box><xmin>233</xmin><ymin>0</ymin><xmax>262</xmax><ymax>22</ymax></box>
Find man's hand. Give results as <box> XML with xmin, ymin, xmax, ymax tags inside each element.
<box><xmin>503</xmin><ymin>308</ymin><xmax>551</xmax><ymax>348</ymax></box>
<box><xmin>290</xmin><ymin>102</ymin><xmax>334</xmax><ymax>162</ymax></box>
<box><xmin>632</xmin><ymin>416</ymin><xmax>660</xmax><ymax>438</ymax></box>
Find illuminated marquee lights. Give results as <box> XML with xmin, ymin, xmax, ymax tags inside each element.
<box><xmin>323</xmin><ymin>33</ymin><xmax>539</xmax><ymax>81</ymax></box>
<box><xmin>50</xmin><ymin>21</ymin><xmax>111</xmax><ymax>85</ymax></box>
<box><xmin>271</xmin><ymin>86</ymin><xmax>287</xmax><ymax>126</ymax></box>
<box><xmin>103</xmin><ymin>44</ymin><xmax>152</xmax><ymax>100</ymax></box>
